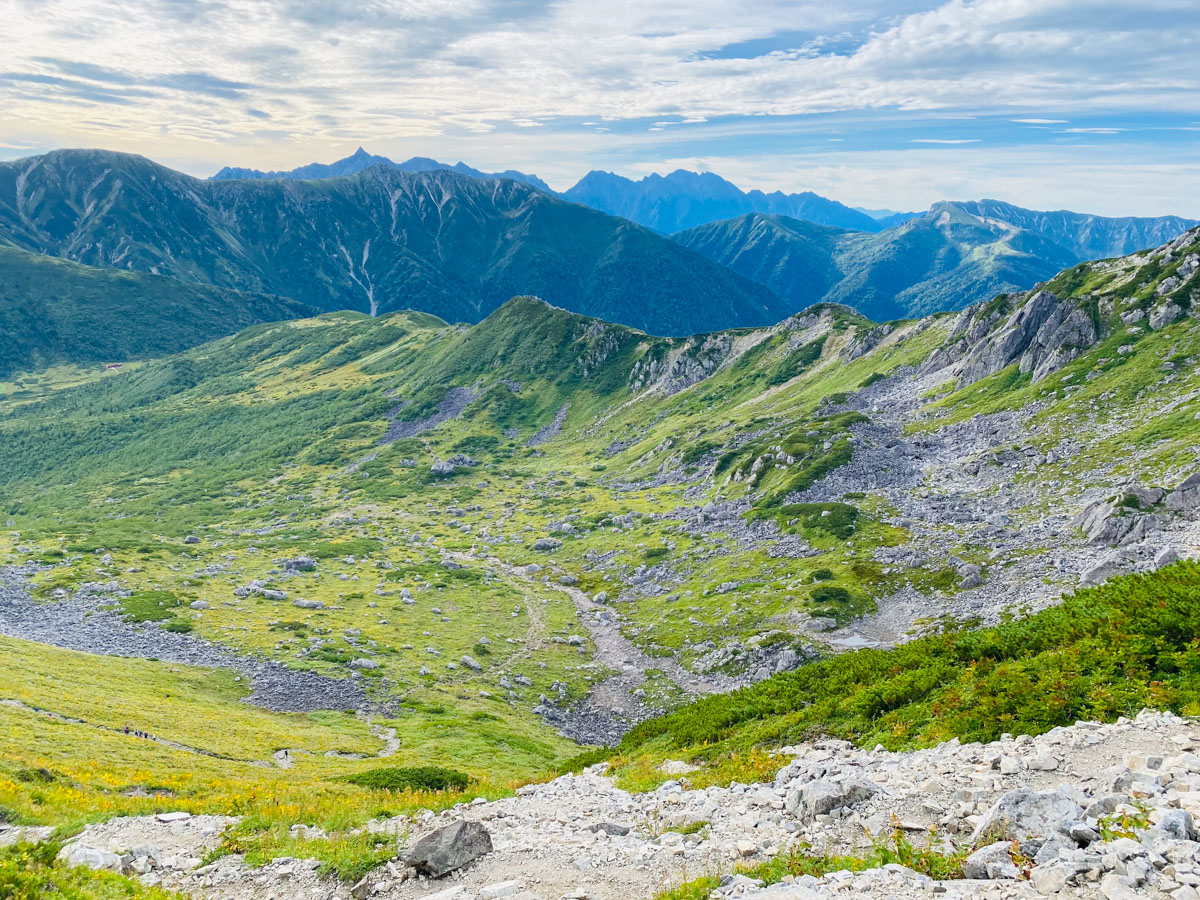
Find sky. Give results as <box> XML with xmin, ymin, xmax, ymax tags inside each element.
<box><xmin>1</xmin><ymin>0</ymin><xmax>1198</xmax><ymax>217</ymax></box>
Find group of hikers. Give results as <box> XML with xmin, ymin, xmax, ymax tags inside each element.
<box><xmin>124</xmin><ymin>724</ymin><xmax>154</xmax><ymax>739</ymax></box>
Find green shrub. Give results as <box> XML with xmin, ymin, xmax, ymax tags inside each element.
<box><xmin>810</xmin><ymin>585</ymin><xmax>852</xmax><ymax>604</ymax></box>
<box><xmin>620</xmin><ymin>562</ymin><xmax>1200</xmax><ymax>757</ymax></box>
<box><xmin>120</xmin><ymin>590</ymin><xmax>181</xmax><ymax>623</ymax></box>
<box><xmin>341</xmin><ymin>766</ymin><xmax>470</xmax><ymax>792</ymax></box>
<box><xmin>782</xmin><ymin>502</ymin><xmax>859</xmax><ymax>539</ymax></box>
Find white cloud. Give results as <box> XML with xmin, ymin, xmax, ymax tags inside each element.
<box><xmin>0</xmin><ymin>0</ymin><xmax>1196</xmax><ymax>215</ymax></box>
<box><xmin>910</xmin><ymin>138</ymin><xmax>979</xmax><ymax>143</ymax></box>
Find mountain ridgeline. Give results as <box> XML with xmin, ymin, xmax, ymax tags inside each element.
<box><xmin>672</xmin><ymin>204</ymin><xmax>1082</xmax><ymax>322</ymax></box>
<box><xmin>1</xmin><ymin>148</ymin><xmax>1196</xmax><ymax>363</ymax></box>
<box><xmin>0</xmin><ymin>149</ymin><xmax>787</xmax><ymax>336</ymax></box>
<box><xmin>564</xmin><ymin>169</ymin><xmax>884</xmax><ymax>234</ymax></box>
<box><xmin>211</xmin><ymin>146</ymin><xmax>553</xmax><ymax>193</ymax></box>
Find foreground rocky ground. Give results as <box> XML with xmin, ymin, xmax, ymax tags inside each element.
<box><xmin>36</xmin><ymin>710</ymin><xmax>1200</xmax><ymax>900</ymax></box>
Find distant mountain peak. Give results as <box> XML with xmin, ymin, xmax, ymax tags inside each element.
<box><xmin>564</xmin><ymin>169</ymin><xmax>880</xmax><ymax>234</ymax></box>
<box><xmin>208</xmin><ymin>149</ymin><xmax>550</xmax><ymax>191</ymax></box>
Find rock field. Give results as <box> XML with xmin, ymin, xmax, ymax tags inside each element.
<box><xmin>40</xmin><ymin>710</ymin><xmax>1200</xmax><ymax>900</ymax></box>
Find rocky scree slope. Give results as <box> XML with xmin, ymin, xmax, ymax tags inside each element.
<box><xmin>46</xmin><ymin>710</ymin><xmax>1200</xmax><ymax>900</ymax></box>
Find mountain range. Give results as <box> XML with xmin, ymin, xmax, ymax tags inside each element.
<box><xmin>211</xmin><ymin>146</ymin><xmax>553</xmax><ymax>192</ymax></box>
<box><xmin>673</xmin><ymin>203</ymin><xmax>1083</xmax><ymax>321</ymax></box>
<box><xmin>2</xmin><ymin>148</ymin><xmax>1199</xmax><ymax>898</ymax></box>
<box><xmin>563</xmin><ymin>168</ymin><xmax>885</xmax><ymax>234</ymax></box>
<box><xmin>1</xmin><ymin>147</ymin><xmax>1197</xmax><ymax>347</ymax></box>
<box><xmin>0</xmin><ymin>149</ymin><xmax>786</xmax><ymax>336</ymax></box>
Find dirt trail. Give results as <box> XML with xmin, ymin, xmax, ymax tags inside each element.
<box><xmin>447</xmin><ymin>548</ymin><xmax>733</xmax><ymax>743</ymax></box>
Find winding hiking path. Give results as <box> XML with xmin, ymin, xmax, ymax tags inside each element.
<box><xmin>447</xmin><ymin>548</ymin><xmax>733</xmax><ymax>744</ymax></box>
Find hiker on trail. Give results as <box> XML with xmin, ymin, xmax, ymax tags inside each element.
<box><xmin>125</xmin><ymin>724</ymin><xmax>130</xmax><ymax>735</ymax></box>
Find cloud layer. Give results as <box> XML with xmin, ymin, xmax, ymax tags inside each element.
<box><xmin>1</xmin><ymin>0</ymin><xmax>1197</xmax><ymax>214</ymax></box>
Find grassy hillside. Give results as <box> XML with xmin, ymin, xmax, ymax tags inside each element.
<box><xmin>0</xmin><ymin>246</ymin><xmax>314</xmax><ymax>377</ymax></box>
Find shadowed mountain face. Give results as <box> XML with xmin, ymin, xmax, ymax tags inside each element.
<box><xmin>0</xmin><ymin>149</ymin><xmax>789</xmax><ymax>336</ymax></box>
<box><xmin>0</xmin><ymin>245</ymin><xmax>316</xmax><ymax>377</ymax></box>
<box><xmin>676</xmin><ymin>204</ymin><xmax>1098</xmax><ymax>321</ymax></box>
<box><xmin>563</xmin><ymin>169</ymin><xmax>884</xmax><ymax>234</ymax></box>
<box><xmin>210</xmin><ymin>147</ymin><xmax>553</xmax><ymax>192</ymax></box>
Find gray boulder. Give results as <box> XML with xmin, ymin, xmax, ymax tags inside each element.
<box><xmin>405</xmin><ymin>820</ymin><xmax>493</xmax><ymax>877</ymax></box>
<box><xmin>1080</xmin><ymin>557</ymin><xmax>1124</xmax><ymax>588</ymax></box>
<box><xmin>59</xmin><ymin>844</ymin><xmax>122</xmax><ymax>871</ymax></box>
<box><xmin>963</xmin><ymin>841</ymin><xmax>1021</xmax><ymax>879</ymax></box>
<box><xmin>293</xmin><ymin>598</ymin><xmax>324</xmax><ymax>609</ymax></box>
<box><xmin>1166</xmin><ymin>472</ymin><xmax>1200</xmax><ymax>513</ymax></box>
<box><xmin>786</xmin><ymin>777</ymin><xmax>879</xmax><ymax>821</ymax></box>
<box><xmin>972</xmin><ymin>788</ymin><xmax>1083</xmax><ymax>844</ymax></box>
<box><xmin>1154</xmin><ymin>809</ymin><xmax>1197</xmax><ymax>842</ymax></box>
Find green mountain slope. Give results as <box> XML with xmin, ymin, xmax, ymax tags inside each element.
<box><xmin>0</xmin><ymin>245</ymin><xmax>315</xmax><ymax>377</ymax></box>
<box><xmin>674</xmin><ymin>204</ymin><xmax>1081</xmax><ymax>321</ymax></box>
<box><xmin>0</xmin><ymin>149</ymin><xmax>788</xmax><ymax>336</ymax></box>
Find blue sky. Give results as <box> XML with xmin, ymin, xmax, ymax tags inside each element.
<box><xmin>1</xmin><ymin>0</ymin><xmax>1198</xmax><ymax>216</ymax></box>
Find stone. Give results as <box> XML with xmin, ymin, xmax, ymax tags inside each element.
<box><xmin>405</xmin><ymin>820</ymin><xmax>493</xmax><ymax>877</ymax></box>
<box><xmin>1099</xmin><ymin>872</ymin><xmax>1140</xmax><ymax>900</ymax></box>
<box><xmin>349</xmin><ymin>658</ymin><xmax>379</xmax><ymax>670</ymax></box>
<box><xmin>588</xmin><ymin>823</ymin><xmax>630</xmax><ymax>836</ymax></box>
<box><xmin>293</xmin><ymin>598</ymin><xmax>324</xmax><ymax>609</ymax></box>
<box><xmin>972</xmin><ymin>789</ymin><xmax>1083</xmax><ymax>844</ymax></box>
<box><xmin>787</xmin><ymin>777</ymin><xmax>880</xmax><ymax>820</ymax></box>
<box><xmin>1081</xmin><ymin>557</ymin><xmax>1124</xmax><ymax>587</ymax></box>
<box><xmin>59</xmin><ymin>844</ymin><xmax>122</xmax><ymax>871</ymax></box>
<box><xmin>1030</xmin><ymin>863</ymin><xmax>1070</xmax><ymax>894</ymax></box>
<box><xmin>155</xmin><ymin>812</ymin><xmax>192</xmax><ymax>823</ymax></box>
<box><xmin>481</xmin><ymin>882</ymin><xmax>522</xmax><ymax>899</ymax></box>
<box><xmin>1166</xmin><ymin>472</ymin><xmax>1200</xmax><ymax>513</ymax></box>
<box><xmin>460</xmin><ymin>655</ymin><xmax>482</xmax><ymax>671</ymax></box>
<box><xmin>1154</xmin><ymin>548</ymin><xmax>1179</xmax><ymax>569</ymax></box>
<box><xmin>962</xmin><ymin>841</ymin><xmax>1021</xmax><ymax>879</ymax></box>
<box><xmin>1155</xmin><ymin>808</ymin><xmax>1197</xmax><ymax>842</ymax></box>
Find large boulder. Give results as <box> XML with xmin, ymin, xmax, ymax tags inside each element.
<box><xmin>972</xmin><ymin>788</ymin><xmax>1083</xmax><ymax>845</ymax></box>
<box><xmin>58</xmin><ymin>844</ymin><xmax>122</xmax><ymax>871</ymax></box>
<box><xmin>786</xmin><ymin>777</ymin><xmax>880</xmax><ymax>821</ymax></box>
<box><xmin>1166</xmin><ymin>473</ymin><xmax>1200</xmax><ymax>513</ymax></box>
<box><xmin>405</xmin><ymin>820</ymin><xmax>492</xmax><ymax>877</ymax></box>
